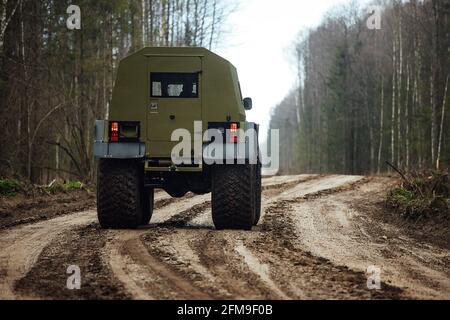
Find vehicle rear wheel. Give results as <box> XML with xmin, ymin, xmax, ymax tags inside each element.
<box><xmin>97</xmin><ymin>159</ymin><xmax>144</xmax><ymax>229</ymax></box>
<box><xmin>253</xmin><ymin>162</ymin><xmax>262</xmax><ymax>226</ymax></box>
<box><xmin>212</xmin><ymin>164</ymin><xmax>256</xmax><ymax>230</ymax></box>
<box><xmin>141</xmin><ymin>188</ymin><xmax>154</xmax><ymax>225</ymax></box>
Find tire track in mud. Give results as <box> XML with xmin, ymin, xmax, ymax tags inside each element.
<box><xmin>1</xmin><ymin>175</ymin><xmax>317</xmax><ymax>300</ymax></box>
<box><xmin>1</xmin><ymin>174</ymin><xmax>407</xmax><ymax>300</ymax></box>
<box><xmin>234</xmin><ymin>240</ymin><xmax>290</xmax><ymax>299</ymax></box>
<box><xmin>293</xmin><ymin>178</ymin><xmax>450</xmax><ymax>299</ymax></box>
<box><xmin>191</xmin><ymin>176</ymin><xmax>392</xmax><ymax>300</ymax></box>
<box><xmin>192</xmin><ymin>231</ymin><xmax>279</xmax><ymax>299</ymax></box>
<box><xmin>138</xmin><ymin>175</ymin><xmax>387</xmax><ymax>300</ymax></box>
<box><xmin>112</xmin><ymin>175</ymin><xmax>325</xmax><ymax>300</ymax></box>
<box><xmin>154</xmin><ymin>192</ymin><xmax>195</xmax><ymax>210</ymax></box>
<box><xmin>0</xmin><ymin>211</ymin><xmax>97</xmax><ymax>299</ymax></box>
<box><xmin>0</xmin><ymin>189</ymin><xmax>196</xmax><ymax>299</ymax></box>
<box><xmin>253</xmin><ymin>177</ymin><xmax>392</xmax><ymax>299</ymax></box>
<box><xmin>105</xmin><ymin>199</ymin><xmax>216</xmax><ymax>300</ymax></box>
<box><xmin>14</xmin><ymin>223</ymin><xmax>130</xmax><ymax>300</ymax></box>
<box><xmin>262</xmin><ymin>174</ymin><xmax>321</xmax><ymax>192</ymax></box>
<box><xmin>211</xmin><ymin>176</ymin><xmax>403</xmax><ymax>300</ymax></box>
<box><xmin>113</xmin><ymin>233</ymin><xmax>211</xmax><ymax>300</ymax></box>
<box><xmin>247</xmin><ymin>189</ymin><xmax>405</xmax><ymax>300</ymax></box>
<box><xmin>217</xmin><ymin>175</ymin><xmax>404</xmax><ymax>300</ymax></box>
<box><xmin>0</xmin><ymin>191</ymin><xmax>95</xmax><ymax>230</ymax></box>
<box><xmin>4</xmin><ymin>200</ymin><xmax>212</xmax><ymax>300</ymax></box>
<box><xmin>159</xmin><ymin>201</ymin><xmax>212</xmax><ymax>228</ymax></box>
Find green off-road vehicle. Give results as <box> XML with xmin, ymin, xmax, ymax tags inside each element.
<box><xmin>94</xmin><ymin>47</ymin><xmax>261</xmax><ymax>231</ymax></box>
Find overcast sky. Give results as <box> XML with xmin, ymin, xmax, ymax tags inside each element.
<box><xmin>216</xmin><ymin>0</ymin><xmax>367</xmax><ymax>137</ymax></box>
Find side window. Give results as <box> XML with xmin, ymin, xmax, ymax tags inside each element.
<box><xmin>150</xmin><ymin>73</ymin><xmax>199</xmax><ymax>98</ymax></box>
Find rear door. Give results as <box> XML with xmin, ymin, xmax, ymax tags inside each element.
<box><xmin>147</xmin><ymin>56</ymin><xmax>202</xmax><ymax>145</ymax></box>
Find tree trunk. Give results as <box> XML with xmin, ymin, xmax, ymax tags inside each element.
<box><xmin>436</xmin><ymin>74</ymin><xmax>449</xmax><ymax>169</ymax></box>
<box><xmin>377</xmin><ymin>77</ymin><xmax>384</xmax><ymax>174</ymax></box>
<box><xmin>391</xmin><ymin>28</ymin><xmax>397</xmax><ymax>172</ymax></box>
<box><xmin>396</xmin><ymin>16</ymin><xmax>403</xmax><ymax>168</ymax></box>
<box><xmin>431</xmin><ymin>71</ymin><xmax>436</xmax><ymax>166</ymax></box>
<box><xmin>405</xmin><ymin>64</ymin><xmax>411</xmax><ymax>170</ymax></box>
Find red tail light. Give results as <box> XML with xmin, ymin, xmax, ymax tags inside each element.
<box><xmin>110</xmin><ymin>122</ymin><xmax>119</xmax><ymax>142</ymax></box>
<box><xmin>230</xmin><ymin>123</ymin><xmax>238</xmax><ymax>143</ymax></box>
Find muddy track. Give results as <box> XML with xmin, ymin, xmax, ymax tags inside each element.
<box><xmin>137</xmin><ymin>175</ymin><xmax>403</xmax><ymax>300</ymax></box>
<box><xmin>0</xmin><ymin>175</ymin><xmax>448</xmax><ymax>300</ymax></box>
<box><xmin>154</xmin><ymin>192</ymin><xmax>196</xmax><ymax>210</ymax></box>
<box><xmin>99</xmin><ymin>176</ymin><xmax>310</xmax><ymax>300</ymax></box>
<box><xmin>0</xmin><ymin>211</ymin><xmax>97</xmax><ymax>299</ymax></box>
<box><xmin>262</xmin><ymin>174</ymin><xmax>321</xmax><ymax>192</ymax></box>
<box><xmin>137</xmin><ymin>180</ymin><xmax>297</xmax><ymax>300</ymax></box>
<box><xmin>249</xmin><ymin>189</ymin><xmax>403</xmax><ymax>299</ymax></box>
<box><xmin>0</xmin><ymin>190</ymin><xmax>95</xmax><ymax>230</ymax></box>
<box><xmin>15</xmin><ymin>223</ymin><xmax>130</xmax><ymax>300</ymax></box>
<box><xmin>296</xmin><ymin>179</ymin><xmax>450</xmax><ymax>299</ymax></box>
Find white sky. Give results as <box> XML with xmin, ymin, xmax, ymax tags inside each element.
<box><xmin>216</xmin><ymin>0</ymin><xmax>365</xmax><ymax>137</ymax></box>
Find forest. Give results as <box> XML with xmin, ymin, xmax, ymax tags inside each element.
<box><xmin>0</xmin><ymin>0</ymin><xmax>234</xmax><ymax>183</ymax></box>
<box><xmin>1</xmin><ymin>0</ymin><xmax>449</xmax><ymax>183</ymax></box>
<box><xmin>270</xmin><ymin>0</ymin><xmax>450</xmax><ymax>175</ymax></box>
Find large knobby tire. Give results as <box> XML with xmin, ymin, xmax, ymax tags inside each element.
<box><xmin>97</xmin><ymin>159</ymin><xmax>144</xmax><ymax>229</ymax></box>
<box><xmin>141</xmin><ymin>188</ymin><xmax>154</xmax><ymax>225</ymax></box>
<box><xmin>253</xmin><ymin>163</ymin><xmax>262</xmax><ymax>226</ymax></box>
<box><xmin>212</xmin><ymin>164</ymin><xmax>256</xmax><ymax>231</ymax></box>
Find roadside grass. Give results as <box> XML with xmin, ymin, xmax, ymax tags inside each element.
<box><xmin>0</xmin><ymin>178</ymin><xmax>89</xmax><ymax>198</ymax></box>
<box><xmin>387</xmin><ymin>169</ymin><xmax>449</xmax><ymax>221</ymax></box>
<box><xmin>0</xmin><ymin>179</ymin><xmax>22</xmax><ymax>197</ymax></box>
<box><xmin>44</xmin><ymin>180</ymin><xmax>87</xmax><ymax>194</ymax></box>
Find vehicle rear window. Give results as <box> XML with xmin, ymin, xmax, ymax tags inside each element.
<box><xmin>150</xmin><ymin>73</ymin><xmax>199</xmax><ymax>98</ymax></box>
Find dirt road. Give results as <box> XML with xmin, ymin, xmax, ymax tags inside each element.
<box><xmin>0</xmin><ymin>175</ymin><xmax>449</xmax><ymax>300</ymax></box>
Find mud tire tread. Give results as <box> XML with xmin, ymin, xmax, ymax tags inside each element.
<box><xmin>97</xmin><ymin>159</ymin><xmax>143</xmax><ymax>229</ymax></box>
<box><xmin>212</xmin><ymin>165</ymin><xmax>255</xmax><ymax>230</ymax></box>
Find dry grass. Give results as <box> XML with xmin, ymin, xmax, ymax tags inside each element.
<box><xmin>387</xmin><ymin>169</ymin><xmax>449</xmax><ymax>221</ymax></box>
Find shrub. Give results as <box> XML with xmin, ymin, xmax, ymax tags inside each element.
<box><xmin>44</xmin><ymin>180</ymin><xmax>85</xmax><ymax>194</ymax></box>
<box><xmin>387</xmin><ymin>170</ymin><xmax>449</xmax><ymax>220</ymax></box>
<box><xmin>63</xmin><ymin>180</ymin><xmax>84</xmax><ymax>191</ymax></box>
<box><xmin>0</xmin><ymin>179</ymin><xmax>22</xmax><ymax>197</ymax></box>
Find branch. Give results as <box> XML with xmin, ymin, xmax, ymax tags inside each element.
<box><xmin>0</xmin><ymin>0</ymin><xmax>21</xmax><ymax>42</ymax></box>
<box><xmin>46</xmin><ymin>141</ymin><xmax>83</xmax><ymax>177</ymax></box>
<box><xmin>436</xmin><ymin>73</ymin><xmax>450</xmax><ymax>170</ymax></box>
<box><xmin>386</xmin><ymin>161</ymin><xmax>425</xmax><ymax>198</ymax></box>
<box><xmin>30</xmin><ymin>103</ymin><xmax>63</xmax><ymax>149</ymax></box>
<box><xmin>386</xmin><ymin>161</ymin><xmax>409</xmax><ymax>184</ymax></box>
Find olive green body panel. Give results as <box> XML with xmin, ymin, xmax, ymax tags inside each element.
<box><xmin>109</xmin><ymin>53</ymin><xmax>148</xmax><ymax>133</ymax></box>
<box><xmin>147</xmin><ymin>56</ymin><xmax>202</xmax><ymax>143</ymax></box>
<box><xmin>109</xmin><ymin>47</ymin><xmax>247</xmax><ymax>160</ymax></box>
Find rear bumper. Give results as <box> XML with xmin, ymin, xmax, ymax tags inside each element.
<box><xmin>93</xmin><ymin>120</ymin><xmax>259</xmax><ymax>167</ymax></box>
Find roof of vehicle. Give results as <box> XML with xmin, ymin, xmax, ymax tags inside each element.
<box><xmin>122</xmin><ymin>47</ymin><xmax>236</xmax><ymax>69</ymax></box>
